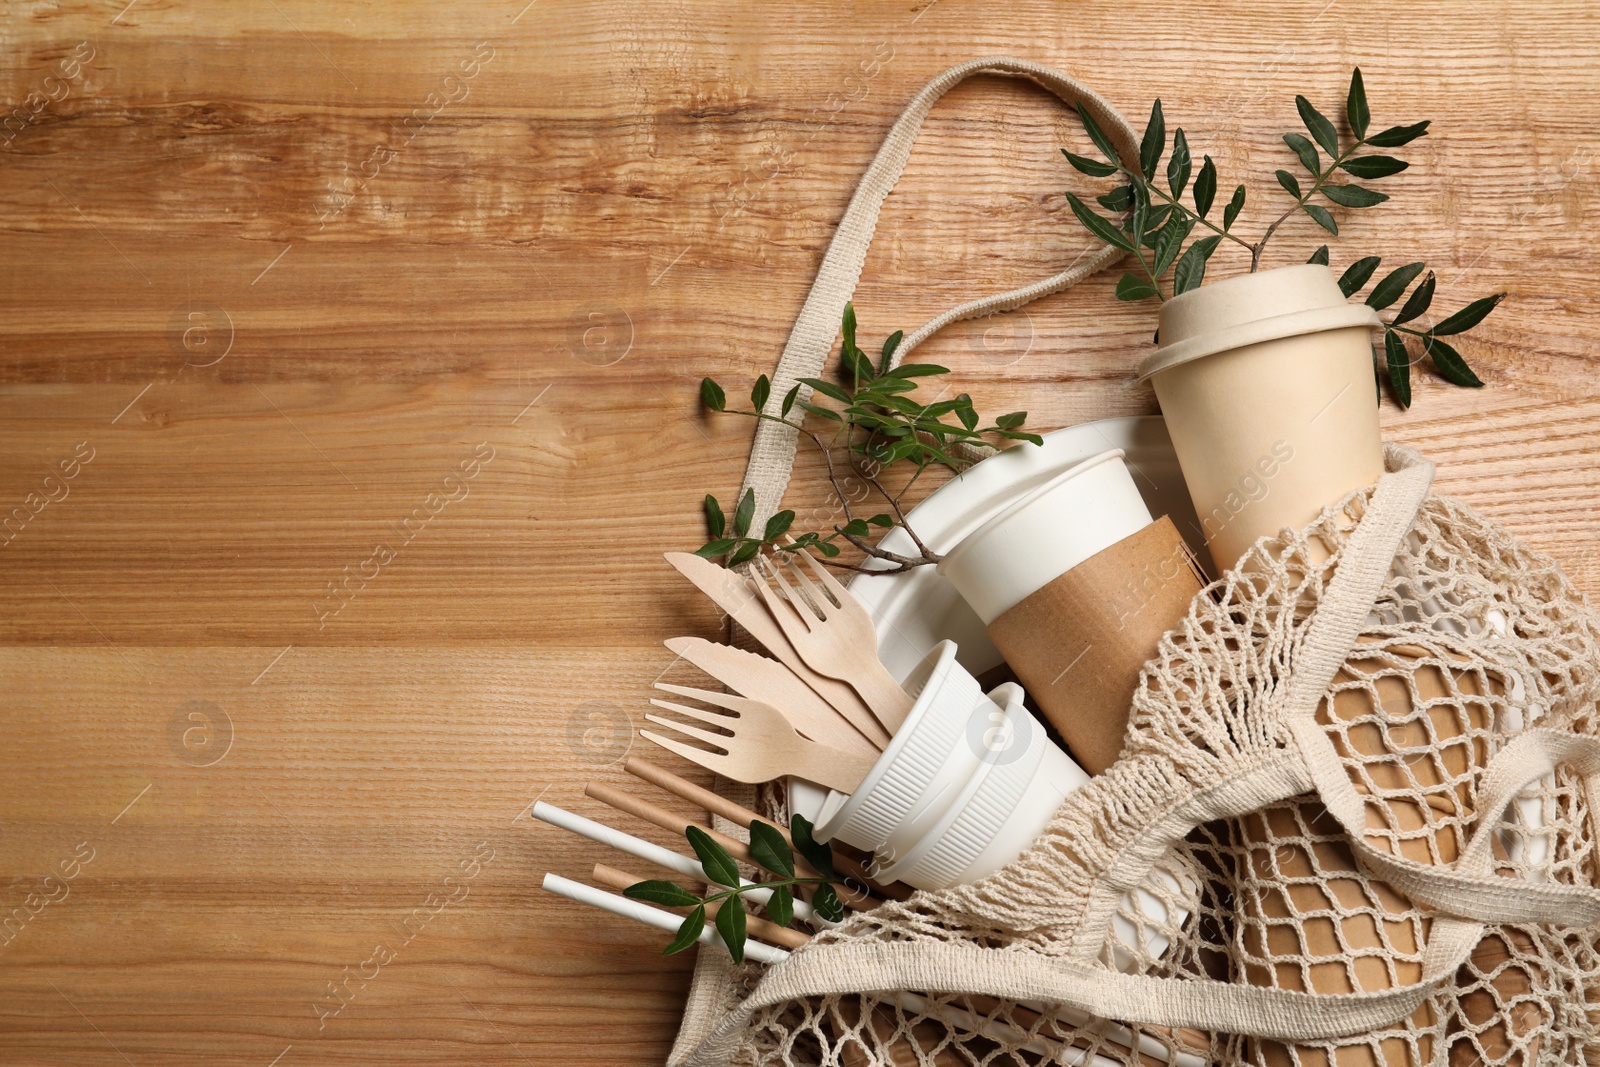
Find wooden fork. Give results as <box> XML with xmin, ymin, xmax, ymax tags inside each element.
<box><xmin>644</xmin><ymin>683</ymin><xmax>876</xmax><ymax>793</ymax></box>
<box><xmin>750</xmin><ymin>551</ymin><xmax>913</xmax><ymax>733</ymax></box>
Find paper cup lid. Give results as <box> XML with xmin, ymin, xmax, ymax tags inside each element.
<box><xmin>1137</xmin><ymin>263</ymin><xmax>1382</xmax><ymax>382</ymax></box>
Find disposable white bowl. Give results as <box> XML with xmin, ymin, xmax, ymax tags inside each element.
<box><xmin>814</xmin><ymin>641</ymin><xmax>995</xmax><ymax>853</ymax></box>
<box><xmin>874</xmin><ymin>685</ymin><xmax>1087</xmax><ymax>888</ymax></box>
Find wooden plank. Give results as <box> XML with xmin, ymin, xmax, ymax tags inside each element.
<box><xmin>2</xmin><ymin>1</ymin><xmax>1600</xmax><ymax>1062</ymax></box>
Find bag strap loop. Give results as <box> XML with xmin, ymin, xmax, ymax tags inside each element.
<box><xmin>735</xmin><ymin>56</ymin><xmax>1139</xmax><ymax>535</ymax></box>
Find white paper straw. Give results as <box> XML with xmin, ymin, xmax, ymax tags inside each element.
<box><xmin>535</xmin><ymin>806</ymin><xmax>1198</xmax><ymax>1066</ymax></box>
<box><xmin>542</xmin><ymin>872</ymin><xmax>791</xmax><ymax>965</ymax></box>
<box><xmin>531</xmin><ymin>800</ymin><xmax>822</xmax><ymax>924</ymax></box>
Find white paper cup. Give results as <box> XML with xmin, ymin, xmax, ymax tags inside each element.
<box><xmin>936</xmin><ymin>450</ymin><xmax>1153</xmax><ymax>625</ymax></box>
<box><xmin>1137</xmin><ymin>263</ymin><xmax>1384</xmax><ymax>573</ymax></box>
<box><xmin>814</xmin><ymin>641</ymin><xmax>996</xmax><ymax>853</ymax></box>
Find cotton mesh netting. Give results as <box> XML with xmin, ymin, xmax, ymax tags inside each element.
<box><xmin>676</xmin><ymin>448</ymin><xmax>1600</xmax><ymax>1067</ymax></box>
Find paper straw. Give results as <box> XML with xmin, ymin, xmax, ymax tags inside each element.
<box><xmin>531</xmin><ymin>800</ymin><xmax>821</xmax><ymax>924</ymax></box>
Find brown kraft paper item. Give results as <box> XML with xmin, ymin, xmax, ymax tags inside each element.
<box><xmin>1248</xmin><ymin>641</ymin><xmax>1516</xmax><ymax>1066</ymax></box>
<box><xmin>986</xmin><ymin>515</ymin><xmax>1206</xmax><ymax>775</ymax></box>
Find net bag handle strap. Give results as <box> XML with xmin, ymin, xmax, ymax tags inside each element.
<box><xmin>734</xmin><ymin>56</ymin><xmax>1139</xmax><ymax>538</ymax></box>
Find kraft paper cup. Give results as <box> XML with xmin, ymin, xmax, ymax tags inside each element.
<box><xmin>985</xmin><ymin>515</ymin><xmax>1206</xmax><ymax>775</ymax></box>
<box><xmin>1137</xmin><ymin>263</ymin><xmax>1384</xmax><ymax>574</ymax></box>
<box><xmin>937</xmin><ymin>449</ymin><xmax>1153</xmax><ymax>625</ymax></box>
<box><xmin>815</xmin><ymin>641</ymin><xmax>995</xmax><ymax>853</ymax></box>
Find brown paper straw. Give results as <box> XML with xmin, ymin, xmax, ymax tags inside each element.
<box><xmin>625</xmin><ymin>757</ymin><xmax>913</xmax><ymax>901</ymax></box>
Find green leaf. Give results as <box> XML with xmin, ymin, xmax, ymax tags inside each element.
<box><xmin>1321</xmin><ymin>184</ymin><xmax>1389</xmax><ymax>208</ymax></box>
<box><xmin>1098</xmin><ymin>185</ymin><xmax>1133</xmax><ymax>213</ymax></box>
<box><xmin>1338</xmin><ymin>256</ymin><xmax>1382</xmax><ymax>298</ymax></box>
<box><xmin>1296</xmin><ymin>94</ymin><xmax>1339</xmax><ymax>158</ymax></box>
<box><xmin>700</xmin><ymin>378</ymin><xmax>725</xmax><ymax>412</ymax></box>
<box><xmin>1339</xmin><ymin>155</ymin><xmax>1409</xmax><ymax>179</ymax></box>
<box><xmin>1307</xmin><ymin>244</ymin><xmax>1330</xmax><ymax>265</ymax></box>
<box><xmin>1391</xmin><ymin>271</ymin><xmax>1436</xmax><ymax>326</ymax></box>
<box><xmin>878</xmin><ymin>330</ymin><xmax>904</xmax><ymax>374</ymax></box>
<box><xmin>686</xmin><ymin>825</ymin><xmax>741</xmax><ymax>888</ymax></box>
<box><xmin>694</xmin><ymin>538</ymin><xmax>737</xmax><ymax>559</ymax></box>
<box><xmin>1223</xmin><ymin>184</ymin><xmax>1246</xmax><ymax>230</ymax></box>
<box><xmin>841</xmin><ymin>302</ymin><xmax>857</xmax><ymax>358</ymax></box>
<box><xmin>766</xmin><ymin>884</ymin><xmax>794</xmax><ymax>928</ymax></box>
<box><xmin>1139</xmin><ymin>100</ymin><xmax>1165</xmax><ymax>181</ymax></box>
<box><xmin>1384</xmin><ymin>330</ymin><xmax>1412</xmax><ymax>409</ymax></box>
<box><xmin>1431</xmin><ymin>292</ymin><xmax>1506</xmax><ymax>335</ymax></box>
<box><xmin>1116</xmin><ymin>272</ymin><xmax>1160</xmax><ymax>301</ymax></box>
<box><xmin>1075</xmin><ymin>104</ymin><xmax>1123</xmax><ymax>168</ymax></box>
<box><xmin>955</xmin><ymin>395</ymin><xmax>978</xmax><ymax>431</ymax></box>
<box><xmin>625</xmin><ymin>880</ymin><xmax>702</xmax><ymax>907</ymax></box>
<box><xmin>728</xmin><ymin>540</ymin><xmax>760</xmax><ymax>566</ymax></box>
<box><xmin>884</xmin><ymin>362</ymin><xmax>949</xmax><ymax>379</ymax></box>
<box><xmin>1172</xmin><ymin>235</ymin><xmax>1222</xmax><ymax>295</ymax></box>
<box><xmin>1138</xmin><ymin>204</ymin><xmax>1174</xmax><ymax>245</ymax></box>
<box><xmin>1365</xmin><ymin>120</ymin><xmax>1430</xmax><ymax>148</ymax></box>
<box><xmin>714</xmin><ymin>896</ymin><xmax>747</xmax><ymax>962</ymax></box>
<box><xmin>732</xmin><ymin>488</ymin><xmax>755</xmax><ymax>538</ymax></box>
<box><xmin>841</xmin><ymin>346</ymin><xmax>875</xmax><ymax>385</ymax></box>
<box><xmin>664</xmin><ymin>905</ymin><xmax>705</xmax><ymax>956</ymax></box>
<box><xmin>812</xmin><ymin>883</ymin><xmax>845</xmax><ymax>923</ymax></box>
<box><xmin>1167</xmin><ymin>128</ymin><xmax>1191</xmax><ymax>197</ymax></box>
<box><xmin>796</xmin><ymin>377</ymin><xmax>852</xmax><ymax>404</ymax></box>
<box><xmin>748</xmin><ymin>820</ymin><xmax>795</xmax><ymax>877</ymax></box>
<box><xmin>1152</xmin><ymin>214</ymin><xmax>1194</xmax><ymax>277</ymax></box>
<box><xmin>1367</xmin><ymin>262</ymin><xmax>1427</xmax><ymax>310</ymax></box>
<box><xmin>1347</xmin><ymin>68</ymin><xmax>1370</xmax><ymax>140</ymax></box>
<box><xmin>997</xmin><ymin>430</ymin><xmax>1045</xmax><ymax>446</ymax></box>
<box><xmin>1283</xmin><ymin>132</ymin><xmax>1321</xmax><ymax>177</ymax></box>
<box><xmin>1423</xmin><ymin>335</ymin><xmax>1484</xmax><ymax>387</ymax></box>
<box><xmin>1064</xmin><ymin>191</ymin><xmax>1134</xmax><ymax>252</ymax></box>
<box><xmin>780</xmin><ymin>383</ymin><xmax>800</xmax><ymax>418</ymax></box>
<box><xmin>1193</xmin><ymin>156</ymin><xmax>1217</xmax><ymax>218</ymax></box>
<box><xmin>796</xmin><ymin>401</ymin><xmax>842</xmax><ymax>423</ymax></box>
<box><xmin>867</xmin><ymin>513</ymin><xmax>895</xmax><ymax>527</ymax></box>
<box><xmin>1303</xmin><ymin>203</ymin><xmax>1338</xmax><ymax>234</ymax></box>
<box><xmin>1129</xmin><ymin>180</ymin><xmax>1148</xmax><ymax>243</ymax></box>
<box><xmin>840</xmin><ymin>518</ymin><xmax>871</xmax><ymax>539</ymax></box>
<box><xmin>994</xmin><ymin>411</ymin><xmax>1027</xmax><ymax>430</ymax></box>
<box><xmin>814</xmin><ymin>540</ymin><xmax>840</xmax><ymax>558</ymax></box>
<box><xmin>703</xmin><ymin>494</ymin><xmax>725</xmax><ymax>539</ymax></box>
<box><xmin>790</xmin><ymin>814</ymin><xmax>835</xmax><ymax>878</ymax></box>
<box><xmin>1062</xmin><ymin>149</ymin><xmax>1117</xmax><ymax>177</ymax></box>
<box><xmin>1275</xmin><ymin>169</ymin><xmax>1301</xmax><ymax>198</ymax></box>
<box><xmin>750</xmin><ymin>375</ymin><xmax>770</xmax><ymax>413</ymax></box>
<box><xmin>763</xmin><ymin>509</ymin><xmax>794</xmax><ymax>541</ymax></box>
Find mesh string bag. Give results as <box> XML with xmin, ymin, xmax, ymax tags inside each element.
<box><xmin>671</xmin><ymin>447</ymin><xmax>1600</xmax><ymax>1066</ymax></box>
<box><xmin>663</xmin><ymin>58</ymin><xmax>1600</xmax><ymax>1067</ymax></box>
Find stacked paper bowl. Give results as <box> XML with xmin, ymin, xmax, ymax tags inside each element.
<box><xmin>814</xmin><ymin>640</ymin><xmax>1085</xmax><ymax>889</ymax></box>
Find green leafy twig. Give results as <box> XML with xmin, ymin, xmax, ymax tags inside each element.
<box><xmin>1060</xmin><ymin>68</ymin><xmax>1503</xmax><ymax>406</ymax></box>
<box><xmin>695</xmin><ymin>303</ymin><xmax>1042</xmax><ymax>573</ymax></box>
<box><xmin>625</xmin><ymin>814</ymin><xmax>846</xmax><ymax>962</ymax></box>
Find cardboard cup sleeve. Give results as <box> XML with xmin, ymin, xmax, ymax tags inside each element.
<box><xmin>984</xmin><ymin>515</ymin><xmax>1206</xmax><ymax>776</ymax></box>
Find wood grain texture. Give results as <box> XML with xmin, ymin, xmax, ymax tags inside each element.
<box><xmin>2</xmin><ymin>1</ymin><xmax>1598</xmax><ymax>1063</ymax></box>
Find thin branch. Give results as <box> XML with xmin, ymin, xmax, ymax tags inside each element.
<box><xmin>864</xmin><ymin>469</ymin><xmax>937</xmax><ymax>561</ymax></box>
<box><xmin>1250</xmin><ymin>138</ymin><xmax>1363</xmax><ymax>271</ymax></box>
<box><xmin>1137</xmin><ymin>175</ymin><xmax>1253</xmax><ymax>251</ymax></box>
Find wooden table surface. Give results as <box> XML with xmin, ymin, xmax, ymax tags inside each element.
<box><xmin>3</xmin><ymin>1</ymin><xmax>1598</xmax><ymax>1063</ymax></box>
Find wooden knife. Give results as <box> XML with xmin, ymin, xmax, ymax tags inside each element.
<box><xmin>663</xmin><ymin>636</ymin><xmax>881</xmax><ymax>757</ymax></box>
<box><xmin>663</xmin><ymin>552</ymin><xmax>891</xmax><ymax>748</ymax></box>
